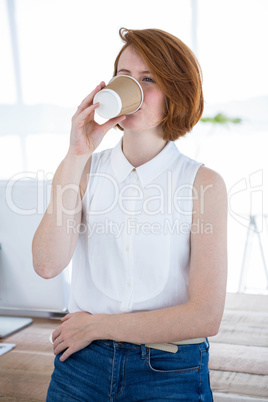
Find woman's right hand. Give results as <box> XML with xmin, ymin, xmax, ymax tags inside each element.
<box><xmin>69</xmin><ymin>82</ymin><xmax>126</xmax><ymax>157</ymax></box>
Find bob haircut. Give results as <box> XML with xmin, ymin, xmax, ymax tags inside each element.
<box><xmin>113</xmin><ymin>28</ymin><xmax>204</xmax><ymax>141</ymax></box>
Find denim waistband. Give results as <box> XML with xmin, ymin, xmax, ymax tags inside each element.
<box><xmin>101</xmin><ymin>337</ymin><xmax>207</xmax><ymax>354</ymax></box>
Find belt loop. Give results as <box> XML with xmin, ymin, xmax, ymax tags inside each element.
<box><xmin>140</xmin><ymin>344</ymin><xmax>147</xmax><ymax>359</ymax></box>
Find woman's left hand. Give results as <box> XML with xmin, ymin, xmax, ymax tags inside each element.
<box><xmin>52</xmin><ymin>312</ymin><xmax>98</xmax><ymax>362</ymax></box>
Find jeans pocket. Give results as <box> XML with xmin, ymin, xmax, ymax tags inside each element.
<box><xmin>146</xmin><ymin>347</ymin><xmax>200</xmax><ymax>374</ymax></box>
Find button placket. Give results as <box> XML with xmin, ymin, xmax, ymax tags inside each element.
<box><xmin>120</xmin><ymin>169</ymin><xmax>140</xmax><ymax>312</ymax></box>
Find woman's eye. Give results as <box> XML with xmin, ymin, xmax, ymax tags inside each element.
<box><xmin>143</xmin><ymin>77</ymin><xmax>154</xmax><ymax>83</ymax></box>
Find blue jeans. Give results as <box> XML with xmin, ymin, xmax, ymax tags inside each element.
<box><xmin>46</xmin><ymin>339</ymin><xmax>213</xmax><ymax>401</ymax></box>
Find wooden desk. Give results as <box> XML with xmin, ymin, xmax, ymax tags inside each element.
<box><xmin>0</xmin><ymin>318</ymin><xmax>60</xmax><ymax>401</ymax></box>
<box><xmin>0</xmin><ymin>294</ymin><xmax>268</xmax><ymax>401</ymax></box>
<box><xmin>209</xmin><ymin>293</ymin><xmax>268</xmax><ymax>401</ymax></box>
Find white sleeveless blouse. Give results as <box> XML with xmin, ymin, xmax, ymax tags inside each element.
<box><xmin>68</xmin><ymin>138</ymin><xmax>203</xmax><ymax>314</ymax></box>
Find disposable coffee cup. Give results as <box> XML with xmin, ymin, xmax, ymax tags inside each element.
<box><xmin>93</xmin><ymin>75</ymin><xmax>143</xmax><ymax>119</ymax></box>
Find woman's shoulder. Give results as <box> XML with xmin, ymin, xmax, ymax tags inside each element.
<box><xmin>79</xmin><ymin>147</ymin><xmax>114</xmax><ymax>199</ymax></box>
<box><xmin>194</xmin><ymin>165</ymin><xmax>226</xmax><ymax>190</ymax></box>
<box><xmin>193</xmin><ymin>165</ymin><xmax>227</xmax><ymax>210</ymax></box>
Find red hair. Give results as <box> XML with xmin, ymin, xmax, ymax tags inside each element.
<box><xmin>113</xmin><ymin>28</ymin><xmax>204</xmax><ymax>141</ymax></box>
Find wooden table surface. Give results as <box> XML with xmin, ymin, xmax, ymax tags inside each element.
<box><xmin>209</xmin><ymin>293</ymin><xmax>268</xmax><ymax>402</ymax></box>
<box><xmin>0</xmin><ymin>318</ymin><xmax>60</xmax><ymax>401</ymax></box>
<box><xmin>0</xmin><ymin>293</ymin><xmax>268</xmax><ymax>401</ymax></box>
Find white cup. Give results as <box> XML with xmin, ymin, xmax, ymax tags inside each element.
<box><xmin>93</xmin><ymin>75</ymin><xmax>143</xmax><ymax>119</ymax></box>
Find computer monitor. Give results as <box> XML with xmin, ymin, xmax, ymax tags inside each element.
<box><xmin>0</xmin><ymin>178</ymin><xmax>70</xmax><ymax>318</ymax></box>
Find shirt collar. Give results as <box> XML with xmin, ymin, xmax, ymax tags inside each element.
<box><xmin>111</xmin><ymin>137</ymin><xmax>180</xmax><ymax>187</ymax></box>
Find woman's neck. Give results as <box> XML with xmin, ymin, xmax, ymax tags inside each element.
<box><xmin>122</xmin><ymin>128</ymin><xmax>168</xmax><ymax>168</ymax></box>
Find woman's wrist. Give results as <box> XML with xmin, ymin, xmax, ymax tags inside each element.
<box><xmin>65</xmin><ymin>149</ymin><xmax>91</xmax><ymax>166</ymax></box>
<box><xmin>93</xmin><ymin>314</ymin><xmax>122</xmax><ymax>342</ymax></box>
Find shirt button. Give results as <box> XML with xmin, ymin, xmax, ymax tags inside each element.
<box><xmin>125</xmin><ymin>246</ymin><xmax>129</xmax><ymax>252</ymax></box>
<box><xmin>127</xmin><ymin>282</ymin><xmax>131</xmax><ymax>288</ymax></box>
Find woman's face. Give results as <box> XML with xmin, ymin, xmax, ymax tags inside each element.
<box><xmin>116</xmin><ymin>46</ymin><xmax>165</xmax><ymax>133</ymax></box>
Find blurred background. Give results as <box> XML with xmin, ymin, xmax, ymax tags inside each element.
<box><xmin>0</xmin><ymin>0</ymin><xmax>267</xmax><ymax>308</ymax></box>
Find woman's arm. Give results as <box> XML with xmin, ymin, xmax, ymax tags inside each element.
<box><xmin>32</xmin><ymin>83</ymin><xmax>126</xmax><ymax>279</ymax></box>
<box><xmin>32</xmin><ymin>154</ymin><xmax>90</xmax><ymax>279</ymax></box>
<box><xmin>52</xmin><ymin>166</ymin><xmax>228</xmax><ymax>361</ymax></box>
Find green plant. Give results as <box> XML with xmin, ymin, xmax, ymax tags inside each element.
<box><xmin>201</xmin><ymin>113</ymin><xmax>242</xmax><ymax>125</ymax></box>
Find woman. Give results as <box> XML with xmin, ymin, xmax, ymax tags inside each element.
<box><xmin>33</xmin><ymin>28</ymin><xmax>227</xmax><ymax>401</ymax></box>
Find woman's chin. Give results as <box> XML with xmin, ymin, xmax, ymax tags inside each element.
<box><xmin>119</xmin><ymin>118</ymin><xmax>142</xmax><ymax>131</ymax></box>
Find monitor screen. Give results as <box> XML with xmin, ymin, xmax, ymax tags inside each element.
<box><xmin>0</xmin><ymin>179</ymin><xmax>70</xmax><ymax>316</ymax></box>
